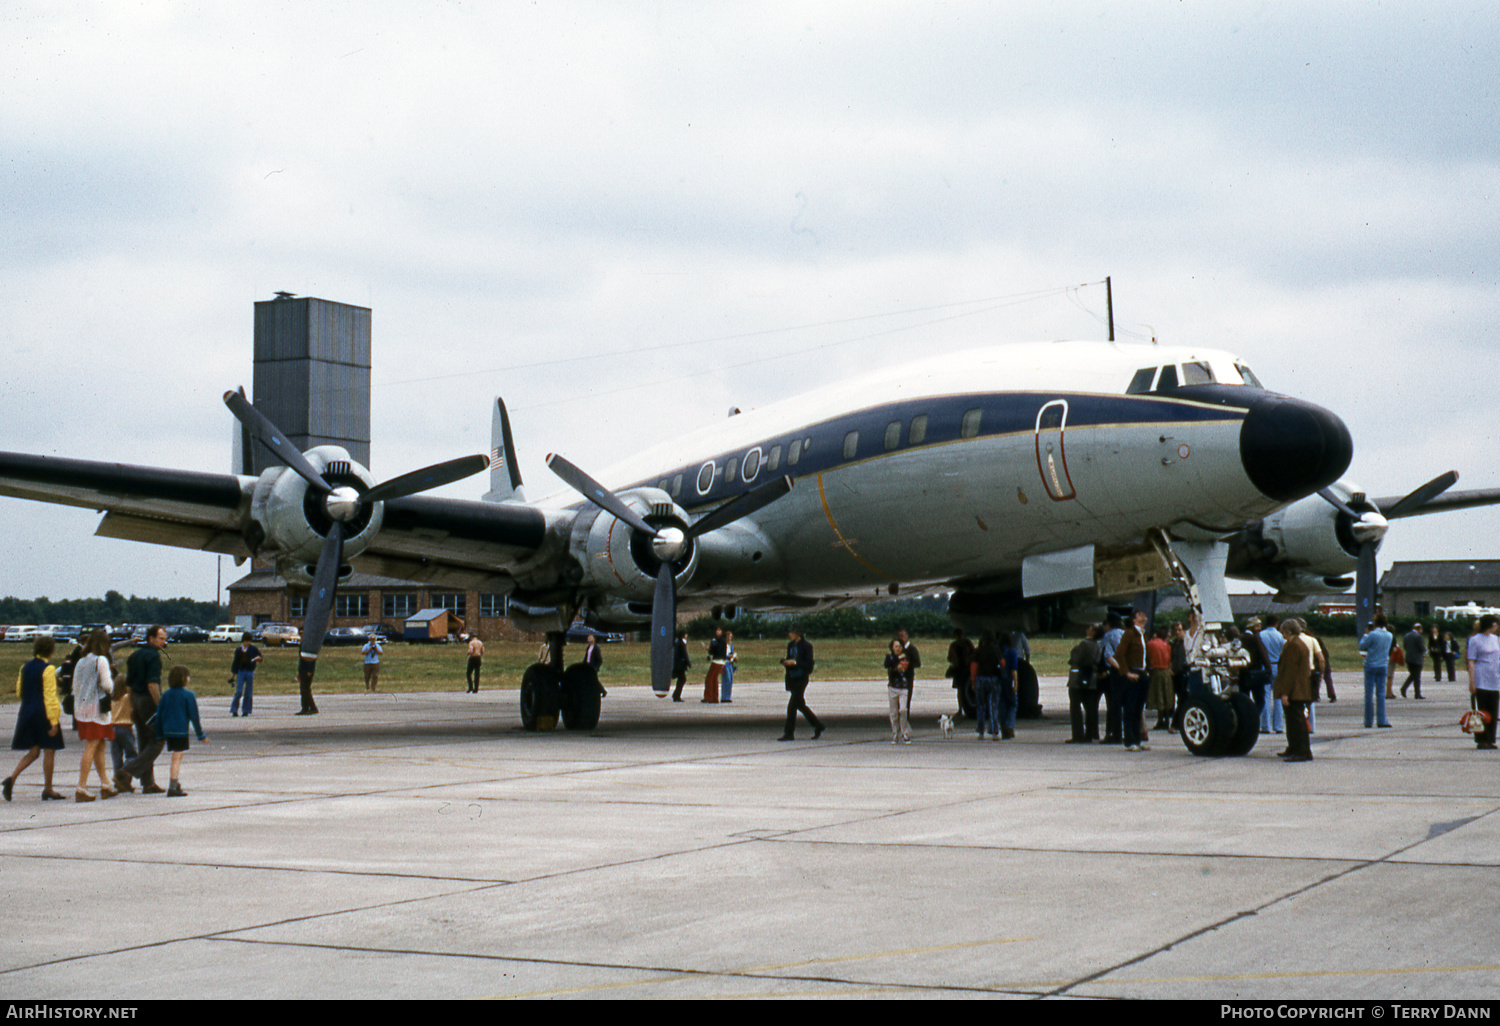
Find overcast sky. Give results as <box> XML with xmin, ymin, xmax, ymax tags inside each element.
<box><xmin>2</xmin><ymin>1</ymin><xmax>1496</xmax><ymax>605</ymax></box>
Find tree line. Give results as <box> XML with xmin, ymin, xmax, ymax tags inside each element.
<box><xmin>0</xmin><ymin>591</ymin><xmax>229</xmax><ymax>628</ymax></box>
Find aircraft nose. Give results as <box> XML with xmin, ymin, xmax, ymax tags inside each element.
<box><xmin>1239</xmin><ymin>395</ymin><xmax>1352</xmax><ymax>502</ymax></box>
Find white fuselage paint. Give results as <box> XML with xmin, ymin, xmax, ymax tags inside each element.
<box><xmin>529</xmin><ymin>341</ymin><xmax>1291</xmax><ymax>608</ymax></box>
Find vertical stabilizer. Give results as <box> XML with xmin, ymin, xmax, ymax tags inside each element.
<box><xmin>481</xmin><ymin>397</ymin><xmax>527</xmax><ymax>503</ymax></box>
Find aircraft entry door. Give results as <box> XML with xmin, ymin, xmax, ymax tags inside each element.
<box><xmin>1034</xmin><ymin>400</ymin><xmax>1076</xmax><ymax>501</ymax></box>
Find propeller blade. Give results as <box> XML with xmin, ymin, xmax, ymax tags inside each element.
<box><xmin>687</xmin><ymin>476</ymin><xmax>794</xmax><ymax>539</ymax></box>
<box><xmin>299</xmin><ymin>520</ymin><xmax>345</xmax><ymax>663</ymax></box>
<box><xmin>1316</xmin><ymin>487</ymin><xmax>1359</xmax><ymax>519</ymax></box>
<box><xmin>1355</xmin><ymin>541</ymin><xmax>1378</xmax><ymax>636</ymax></box>
<box><xmin>545</xmin><ymin>454</ymin><xmax>658</xmax><ymax>537</ymax></box>
<box><xmin>1382</xmin><ymin>471</ymin><xmax>1459</xmax><ymax>520</ymax></box>
<box><xmin>224</xmin><ymin>388</ymin><xmax>332</xmax><ymax>494</ymax></box>
<box><xmin>650</xmin><ymin>562</ymin><xmax>677</xmax><ymax>694</ymax></box>
<box><xmin>365</xmin><ymin>454</ymin><xmax>491</xmax><ymax>504</ymax></box>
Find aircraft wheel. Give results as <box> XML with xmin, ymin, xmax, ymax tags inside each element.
<box><xmin>560</xmin><ymin>662</ymin><xmax>602</xmax><ymax>731</ymax></box>
<box><xmin>1223</xmin><ymin>691</ymin><xmax>1260</xmax><ymax>756</ymax></box>
<box><xmin>520</xmin><ymin>663</ymin><xmax>561</xmax><ymax>731</ymax></box>
<box><xmin>1179</xmin><ymin>693</ymin><xmax>1233</xmax><ymax>756</ymax></box>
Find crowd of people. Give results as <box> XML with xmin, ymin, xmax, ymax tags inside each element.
<box><xmin>6</xmin><ymin>625</ymin><xmax>205</xmax><ymax>803</ymax></box>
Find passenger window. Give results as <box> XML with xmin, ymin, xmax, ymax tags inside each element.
<box><xmin>788</xmin><ymin>439</ymin><xmax>801</xmax><ymax>466</ymax></box>
<box><xmin>1126</xmin><ymin>368</ymin><xmax>1156</xmax><ymax>394</ymax></box>
<box><xmin>696</xmin><ymin>463</ymin><xmax>715</xmax><ymax>495</ymax></box>
<box><xmin>1155</xmin><ymin>365</ymin><xmax>1179</xmax><ymax>390</ymax></box>
<box><xmin>742</xmin><ymin>448</ymin><xmax>762</xmax><ymax>482</ymax></box>
<box><xmin>960</xmin><ymin>408</ymin><xmax>982</xmax><ymax>439</ymax></box>
<box><xmin>909</xmin><ymin>414</ymin><xmax>927</xmax><ymax>445</ymax></box>
<box><xmin>767</xmin><ymin>445</ymin><xmax>782</xmax><ymax>472</ymax></box>
<box><xmin>884</xmin><ymin>420</ymin><xmax>901</xmax><ymax>451</ymax></box>
<box><xmin>843</xmin><ymin>431</ymin><xmax>859</xmax><ymax>460</ymax></box>
<box><xmin>725</xmin><ymin>457</ymin><xmax>738</xmax><ymax>483</ymax></box>
<box><xmin>657</xmin><ymin>479</ymin><xmax>669</xmax><ymax>492</ymax></box>
<box><xmin>1182</xmin><ymin>361</ymin><xmax>1214</xmax><ymax>385</ymax></box>
<box><xmin>671</xmin><ymin>474</ymin><xmax>682</xmax><ymax>497</ymax></box>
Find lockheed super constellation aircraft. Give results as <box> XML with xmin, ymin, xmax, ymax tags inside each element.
<box><xmin>2</xmin><ymin>339</ymin><xmax>1495</xmax><ymax>753</ymax></box>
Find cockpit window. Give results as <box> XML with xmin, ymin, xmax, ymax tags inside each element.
<box><xmin>1126</xmin><ymin>367</ymin><xmax>1156</xmax><ymax>394</ymax></box>
<box><xmin>1181</xmin><ymin>361</ymin><xmax>1214</xmax><ymax>385</ymax></box>
<box><xmin>1155</xmin><ymin>364</ymin><xmax>1178</xmax><ymax>390</ymax></box>
<box><xmin>1235</xmin><ymin>363</ymin><xmax>1264</xmax><ymax>388</ymax></box>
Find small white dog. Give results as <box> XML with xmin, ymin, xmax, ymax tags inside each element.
<box><xmin>938</xmin><ymin>714</ymin><xmax>954</xmax><ymax>739</ymax></box>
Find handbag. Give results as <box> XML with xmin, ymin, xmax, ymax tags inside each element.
<box><xmin>1460</xmin><ymin>696</ymin><xmax>1491</xmax><ymax>735</ymax></box>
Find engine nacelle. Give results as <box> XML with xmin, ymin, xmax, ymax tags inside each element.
<box><xmin>568</xmin><ymin>487</ymin><xmax>699</xmax><ymax>601</ymax></box>
<box><xmin>1225</xmin><ymin>483</ymin><xmax>1380</xmax><ymax>595</ymax></box>
<box><xmin>249</xmin><ymin>446</ymin><xmax>383</xmax><ymax>586</ymax></box>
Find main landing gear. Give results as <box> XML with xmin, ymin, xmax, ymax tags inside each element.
<box><xmin>520</xmin><ymin>631</ymin><xmax>603</xmax><ymax>732</ymax></box>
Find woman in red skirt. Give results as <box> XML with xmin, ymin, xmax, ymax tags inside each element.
<box><xmin>71</xmin><ymin>630</ymin><xmax>117</xmax><ymax>802</ymax></box>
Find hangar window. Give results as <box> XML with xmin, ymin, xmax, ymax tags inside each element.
<box><xmin>960</xmin><ymin>408</ymin><xmax>982</xmax><ymax>438</ymax></box>
<box><xmin>767</xmin><ymin>445</ymin><xmax>782</xmax><ymax>472</ymax></box>
<box><xmin>843</xmin><ymin>431</ymin><xmax>859</xmax><ymax>460</ymax></box>
<box><xmin>1182</xmin><ymin>361</ymin><xmax>1215</xmax><ymax>385</ymax></box>
<box><xmin>1126</xmin><ymin>367</ymin><xmax>1156</xmax><ymax>394</ymax></box>
<box><xmin>788</xmin><ymin>439</ymin><xmax>802</xmax><ymax>466</ymax></box>
<box><xmin>433</xmin><ymin>592</ymin><xmax>466</xmax><ymax>617</ymax></box>
<box><xmin>884</xmin><ymin>420</ymin><xmax>901</xmax><ymax>451</ymax></box>
<box><xmin>383</xmin><ymin>593</ymin><xmax>418</xmax><ymax>618</ymax></box>
<box><xmin>909</xmin><ymin>414</ymin><xmax>928</xmax><ymax>445</ymax></box>
<box><xmin>696</xmin><ymin>462</ymin><xmax>716</xmax><ymax>495</ymax></box>
<box><xmin>1155</xmin><ymin>365</ymin><xmax>1179</xmax><ymax>390</ymax></box>
<box><xmin>480</xmin><ymin>594</ymin><xmax>507</xmax><ymax>617</ymax></box>
<box><xmin>742</xmin><ymin>447</ymin><xmax>762</xmax><ymax>482</ymax></box>
<box><xmin>725</xmin><ymin>457</ymin><xmax>739</xmax><ymax>484</ymax></box>
<box><xmin>335</xmin><ymin>594</ymin><xmax>368</xmax><ymax>618</ymax></box>
<box><xmin>289</xmin><ymin>596</ymin><xmax>307</xmax><ymax>618</ymax></box>
<box><xmin>671</xmin><ymin>474</ymin><xmax>682</xmax><ymax>497</ymax></box>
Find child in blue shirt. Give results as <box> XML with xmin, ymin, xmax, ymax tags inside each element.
<box><xmin>155</xmin><ymin>666</ymin><xmax>206</xmax><ymax>797</ymax></box>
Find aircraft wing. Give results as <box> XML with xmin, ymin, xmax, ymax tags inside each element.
<box><xmin>0</xmin><ymin>450</ymin><xmax>554</xmax><ymax>587</ymax></box>
<box><xmin>0</xmin><ymin>450</ymin><xmax>252</xmax><ymax>557</ymax></box>
<box><xmin>353</xmin><ymin>493</ymin><xmax>550</xmax><ymax>588</ymax></box>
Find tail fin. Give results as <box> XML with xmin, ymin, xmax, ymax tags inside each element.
<box><xmin>481</xmin><ymin>397</ymin><xmax>527</xmax><ymax>503</ymax></box>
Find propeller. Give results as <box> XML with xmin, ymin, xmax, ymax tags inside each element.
<box><xmin>225</xmin><ymin>389</ymin><xmax>489</xmax><ymax>687</ymax></box>
<box><xmin>546</xmin><ymin>453</ymin><xmax>792</xmax><ymax>692</ymax></box>
<box><xmin>1317</xmin><ymin>471</ymin><xmax>1459</xmax><ymax>635</ymax></box>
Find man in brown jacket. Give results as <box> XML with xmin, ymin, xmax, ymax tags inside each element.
<box><xmin>1112</xmin><ymin>610</ymin><xmax>1151</xmax><ymax>751</ymax></box>
<box><xmin>1274</xmin><ymin>620</ymin><xmax>1315</xmax><ymax>762</ymax></box>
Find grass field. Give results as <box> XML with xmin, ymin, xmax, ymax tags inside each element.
<box><xmin>0</xmin><ymin>632</ymin><xmax>1382</xmax><ymax>701</ymax></box>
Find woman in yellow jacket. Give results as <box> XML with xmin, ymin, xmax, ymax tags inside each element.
<box><xmin>4</xmin><ymin>636</ymin><xmax>66</xmax><ymax>801</ymax></box>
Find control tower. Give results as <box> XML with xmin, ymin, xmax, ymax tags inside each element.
<box><xmin>236</xmin><ymin>293</ymin><xmax>372</xmax><ymax>474</ymax></box>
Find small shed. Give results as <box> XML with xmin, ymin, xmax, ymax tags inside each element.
<box><xmin>403</xmin><ymin>608</ymin><xmax>464</xmax><ymax>642</ymax></box>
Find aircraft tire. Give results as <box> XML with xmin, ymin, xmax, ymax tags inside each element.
<box><xmin>560</xmin><ymin>662</ymin><xmax>602</xmax><ymax>731</ymax></box>
<box><xmin>1223</xmin><ymin>692</ymin><xmax>1260</xmax><ymax>756</ymax></box>
<box><xmin>521</xmin><ymin>663</ymin><xmax>562</xmax><ymax>731</ymax></box>
<box><xmin>1179</xmin><ymin>692</ymin><xmax>1234</xmax><ymax>756</ymax></box>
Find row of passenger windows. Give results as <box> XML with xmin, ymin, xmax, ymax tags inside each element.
<box><xmin>652</xmin><ymin>407</ymin><xmax>986</xmax><ymax>500</ymax></box>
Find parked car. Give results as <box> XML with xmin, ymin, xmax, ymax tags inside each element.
<box><xmin>564</xmin><ymin>623</ymin><xmax>627</xmax><ymax>643</ymax></box>
<box><xmin>165</xmin><ymin>624</ymin><xmax>209</xmax><ymax>643</ymax></box>
<box><xmin>259</xmin><ymin>623</ymin><xmax>301</xmax><ymax>647</ymax></box>
<box><xmin>361</xmin><ymin>623</ymin><xmax>400</xmax><ymax>642</ymax></box>
<box><xmin>4</xmin><ymin>625</ymin><xmax>37</xmax><ymax>642</ymax></box>
<box><xmin>36</xmin><ymin>625</ymin><xmax>69</xmax><ymax>640</ymax></box>
<box><xmin>209</xmin><ymin>624</ymin><xmax>246</xmax><ymax>643</ymax></box>
<box><xmin>322</xmin><ymin>627</ymin><xmax>368</xmax><ymax>647</ymax></box>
